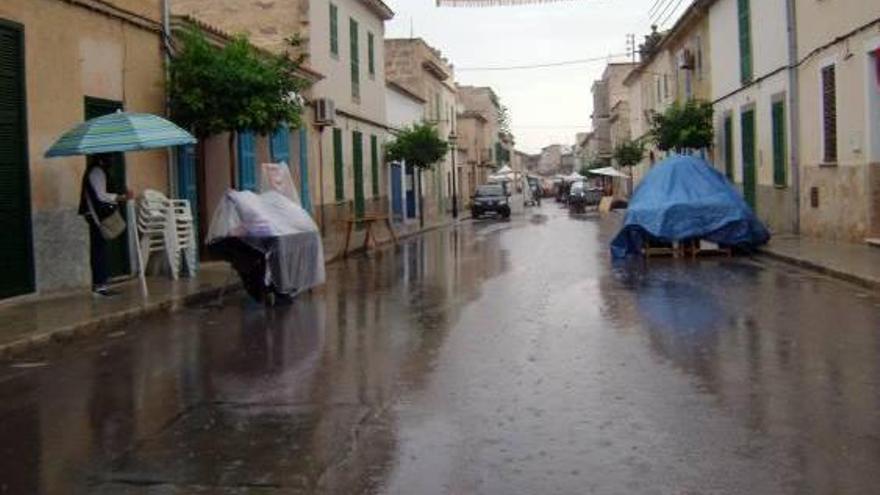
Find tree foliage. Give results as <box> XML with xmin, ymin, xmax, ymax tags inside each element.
<box><xmin>385</xmin><ymin>123</ymin><xmax>449</xmax><ymax>169</ymax></box>
<box><xmin>649</xmin><ymin>100</ymin><xmax>714</xmax><ymax>152</ymax></box>
<box><xmin>168</xmin><ymin>29</ymin><xmax>306</xmax><ymax>138</ymax></box>
<box><xmin>498</xmin><ymin>105</ymin><xmax>512</xmax><ymax>135</ymax></box>
<box><xmin>613</xmin><ymin>139</ymin><xmax>644</xmax><ymax>168</ymax></box>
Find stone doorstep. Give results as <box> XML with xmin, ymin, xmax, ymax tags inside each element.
<box><xmin>866</xmin><ymin>238</ymin><xmax>880</xmax><ymax>248</ymax></box>
<box><xmin>0</xmin><ymin>218</ymin><xmax>471</xmax><ymax>360</ymax></box>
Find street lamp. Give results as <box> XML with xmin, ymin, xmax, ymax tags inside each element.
<box><xmin>448</xmin><ymin>131</ymin><xmax>458</xmax><ymax>219</ymax></box>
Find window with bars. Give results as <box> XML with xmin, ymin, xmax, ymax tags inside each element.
<box><xmin>350</xmin><ymin>18</ymin><xmax>360</xmax><ymax>100</ymax></box>
<box><xmin>329</xmin><ymin>3</ymin><xmax>338</xmax><ymax>56</ymax></box>
<box><xmin>821</xmin><ymin>64</ymin><xmax>837</xmax><ymax>163</ymax></box>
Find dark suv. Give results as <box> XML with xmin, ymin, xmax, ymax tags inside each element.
<box><xmin>471</xmin><ymin>184</ymin><xmax>511</xmax><ymax>219</ymax></box>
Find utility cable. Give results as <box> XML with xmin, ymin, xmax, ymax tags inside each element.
<box><xmin>458</xmin><ymin>53</ymin><xmax>627</xmax><ymax>71</ymax></box>
<box><xmin>657</xmin><ymin>0</ymin><xmax>686</xmax><ymax>27</ymax></box>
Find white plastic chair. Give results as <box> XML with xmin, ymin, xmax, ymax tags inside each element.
<box><xmin>136</xmin><ymin>189</ymin><xmax>198</xmax><ymax>280</ymax></box>
<box><xmin>138</xmin><ymin>190</ymin><xmax>179</xmax><ymax>279</ymax></box>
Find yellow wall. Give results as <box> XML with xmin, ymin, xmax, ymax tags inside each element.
<box><xmin>0</xmin><ymin>0</ymin><xmax>167</xmax><ymax>212</ymax></box>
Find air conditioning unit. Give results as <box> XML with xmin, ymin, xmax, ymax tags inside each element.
<box><xmin>314</xmin><ymin>98</ymin><xmax>336</xmax><ymax>126</ymax></box>
<box><xmin>679</xmin><ymin>49</ymin><xmax>695</xmax><ymax>70</ymax></box>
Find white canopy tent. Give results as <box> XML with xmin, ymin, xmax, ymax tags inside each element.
<box><xmin>588</xmin><ymin>167</ymin><xmax>631</xmax><ymax>179</ymax></box>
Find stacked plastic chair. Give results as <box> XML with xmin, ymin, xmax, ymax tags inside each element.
<box><xmin>136</xmin><ymin>189</ymin><xmax>197</xmax><ymax>280</ymax></box>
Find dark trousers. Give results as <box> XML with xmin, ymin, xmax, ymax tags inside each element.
<box><xmin>88</xmin><ymin>218</ymin><xmax>108</xmax><ymax>288</ymax></box>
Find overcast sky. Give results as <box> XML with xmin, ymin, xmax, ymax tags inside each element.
<box><xmin>383</xmin><ymin>0</ymin><xmax>690</xmax><ymax>154</ymax></box>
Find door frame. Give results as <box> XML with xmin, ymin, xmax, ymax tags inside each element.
<box><xmin>0</xmin><ymin>19</ymin><xmax>35</xmax><ymax>298</ymax></box>
<box><xmin>84</xmin><ymin>96</ymin><xmax>131</xmax><ymax>279</ymax></box>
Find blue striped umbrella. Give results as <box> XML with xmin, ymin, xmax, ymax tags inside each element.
<box><xmin>45</xmin><ymin>111</ymin><xmax>196</xmax><ymax>158</ymax></box>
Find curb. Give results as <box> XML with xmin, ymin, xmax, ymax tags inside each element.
<box><xmin>0</xmin><ymin>282</ymin><xmax>241</xmax><ymax>360</ymax></box>
<box><xmin>758</xmin><ymin>248</ymin><xmax>880</xmax><ymax>291</ymax></box>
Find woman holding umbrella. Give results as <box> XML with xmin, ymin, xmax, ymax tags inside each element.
<box><xmin>46</xmin><ymin>111</ymin><xmax>197</xmax><ymax>297</ymax></box>
<box><xmin>78</xmin><ymin>154</ymin><xmax>132</xmax><ymax>296</ymax></box>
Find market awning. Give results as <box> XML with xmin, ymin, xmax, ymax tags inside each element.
<box><xmin>588</xmin><ymin>167</ymin><xmax>630</xmax><ymax>179</ymax></box>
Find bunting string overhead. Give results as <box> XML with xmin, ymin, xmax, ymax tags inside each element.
<box><xmin>437</xmin><ymin>0</ymin><xmax>584</xmax><ymax>6</ymax></box>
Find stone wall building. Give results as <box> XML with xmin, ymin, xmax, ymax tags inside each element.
<box><xmin>385</xmin><ymin>38</ymin><xmax>457</xmax><ymax>223</ymax></box>
<box><xmin>0</xmin><ymin>0</ymin><xmax>168</xmax><ymax>298</ymax></box>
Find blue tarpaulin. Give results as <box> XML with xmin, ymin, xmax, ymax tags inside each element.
<box><xmin>611</xmin><ymin>155</ymin><xmax>770</xmax><ymax>258</ymax></box>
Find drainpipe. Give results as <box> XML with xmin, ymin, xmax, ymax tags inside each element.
<box><xmin>785</xmin><ymin>0</ymin><xmax>801</xmax><ymax>234</ymax></box>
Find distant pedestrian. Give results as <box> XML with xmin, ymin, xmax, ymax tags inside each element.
<box><xmin>79</xmin><ymin>154</ymin><xmax>131</xmax><ymax>297</ymax></box>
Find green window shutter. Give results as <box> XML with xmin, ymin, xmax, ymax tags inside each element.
<box><xmin>0</xmin><ymin>23</ymin><xmax>35</xmax><ymax>299</ymax></box>
<box><xmin>741</xmin><ymin>109</ymin><xmax>757</xmax><ymax>209</ymax></box>
<box><xmin>330</xmin><ymin>3</ymin><xmax>338</xmax><ymax>56</ymax></box>
<box><xmin>352</xmin><ymin>131</ymin><xmax>365</xmax><ymax>218</ymax></box>
<box><xmin>737</xmin><ymin>0</ymin><xmax>753</xmax><ymax>84</ymax></box>
<box><xmin>370</xmin><ymin>135</ymin><xmax>379</xmax><ymax>196</ymax></box>
<box><xmin>772</xmin><ymin>100</ymin><xmax>787</xmax><ymax>187</ymax></box>
<box><xmin>368</xmin><ymin>32</ymin><xmax>375</xmax><ymax>76</ymax></box>
<box><xmin>333</xmin><ymin>128</ymin><xmax>344</xmax><ymax>201</ymax></box>
<box><xmin>350</xmin><ymin>18</ymin><xmax>360</xmax><ymax>100</ymax></box>
<box><xmin>723</xmin><ymin>115</ymin><xmax>734</xmax><ymax>180</ymax></box>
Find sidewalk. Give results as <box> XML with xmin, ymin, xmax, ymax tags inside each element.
<box><xmin>0</xmin><ymin>263</ymin><xmax>238</xmax><ymax>358</ymax></box>
<box><xmin>760</xmin><ymin>235</ymin><xmax>880</xmax><ymax>289</ymax></box>
<box><xmin>0</xmin><ymin>217</ymin><xmax>467</xmax><ymax>359</ymax></box>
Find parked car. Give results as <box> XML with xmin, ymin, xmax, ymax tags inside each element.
<box><xmin>471</xmin><ymin>184</ymin><xmax>511</xmax><ymax>219</ymax></box>
<box><xmin>568</xmin><ymin>181</ymin><xmax>602</xmax><ymax>213</ymax></box>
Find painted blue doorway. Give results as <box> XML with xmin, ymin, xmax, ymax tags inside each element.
<box><xmin>391</xmin><ymin>162</ymin><xmax>403</xmax><ymax>220</ymax></box>
<box><xmin>237</xmin><ymin>131</ymin><xmax>257</xmax><ymax>191</ymax></box>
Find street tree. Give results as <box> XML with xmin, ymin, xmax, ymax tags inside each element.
<box><xmin>613</xmin><ymin>139</ymin><xmax>644</xmax><ymax>169</ymax></box>
<box><xmin>168</xmin><ymin>29</ymin><xmax>306</xmax><ymax>185</ymax></box>
<box><xmin>385</xmin><ymin>122</ymin><xmax>449</xmax><ymax>227</ymax></box>
<box><xmin>649</xmin><ymin>100</ymin><xmax>714</xmax><ymax>153</ymax></box>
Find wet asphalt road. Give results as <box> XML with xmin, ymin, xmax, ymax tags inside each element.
<box><xmin>2</xmin><ymin>204</ymin><xmax>880</xmax><ymax>494</ymax></box>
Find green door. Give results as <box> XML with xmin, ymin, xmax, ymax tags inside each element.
<box><xmin>352</xmin><ymin>131</ymin><xmax>365</xmax><ymax>218</ymax></box>
<box><xmin>0</xmin><ymin>21</ymin><xmax>35</xmax><ymax>299</ymax></box>
<box><xmin>741</xmin><ymin>109</ymin><xmax>757</xmax><ymax>210</ymax></box>
<box><xmin>85</xmin><ymin>97</ymin><xmax>130</xmax><ymax>279</ymax></box>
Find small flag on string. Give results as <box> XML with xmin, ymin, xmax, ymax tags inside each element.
<box><xmin>437</xmin><ymin>0</ymin><xmax>583</xmax><ymax>6</ymax></box>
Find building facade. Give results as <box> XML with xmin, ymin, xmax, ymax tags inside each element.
<box><xmin>385</xmin><ymin>38</ymin><xmax>457</xmax><ymax>223</ymax></box>
<box><xmin>794</xmin><ymin>1</ymin><xmax>880</xmax><ymax>242</ymax></box>
<box><xmin>385</xmin><ymin>80</ymin><xmax>425</xmax><ymax>223</ymax></box>
<box><xmin>0</xmin><ymin>0</ymin><xmax>168</xmax><ymax>299</ymax></box>
<box><xmin>172</xmin><ymin>0</ymin><xmax>394</xmax><ymax>241</ymax></box>
<box><xmin>624</xmin><ymin>2</ymin><xmax>712</xmax><ymax>186</ymax></box>
<box><xmin>456</xmin><ymin>85</ymin><xmax>504</xmax><ymax>195</ymax></box>
<box><xmin>710</xmin><ymin>0</ymin><xmax>795</xmax><ymax>235</ymax></box>
<box><xmin>590</xmin><ymin>63</ymin><xmax>637</xmax><ymax>166</ymax></box>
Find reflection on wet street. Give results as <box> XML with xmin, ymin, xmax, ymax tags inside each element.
<box><xmin>2</xmin><ymin>204</ymin><xmax>880</xmax><ymax>494</ymax></box>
